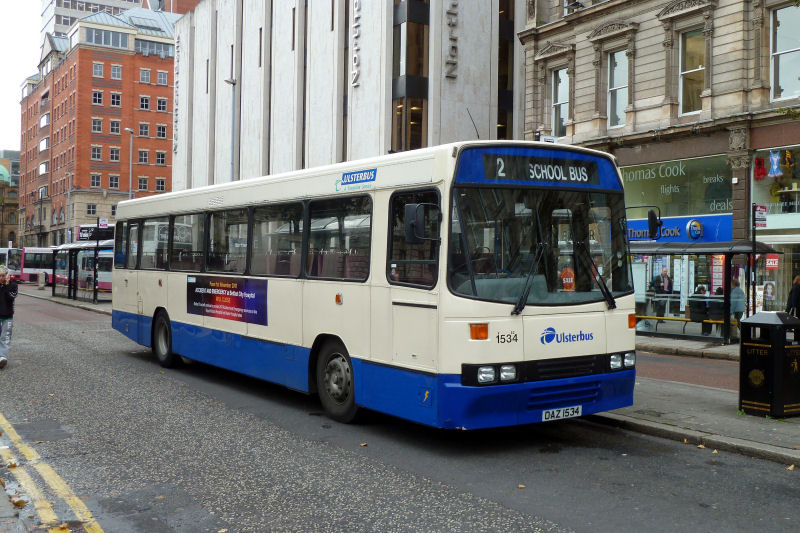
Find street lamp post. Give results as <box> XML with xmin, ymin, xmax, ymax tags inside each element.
<box><xmin>65</xmin><ymin>171</ymin><xmax>71</xmax><ymax>243</ymax></box>
<box><xmin>125</xmin><ymin>128</ymin><xmax>134</xmax><ymax>199</ymax></box>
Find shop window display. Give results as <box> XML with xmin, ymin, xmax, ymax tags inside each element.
<box><xmin>753</xmin><ymin>145</ymin><xmax>800</xmax><ymax>214</ymax></box>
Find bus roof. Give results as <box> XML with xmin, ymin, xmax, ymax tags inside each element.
<box><xmin>116</xmin><ymin>141</ymin><xmax>619</xmax><ymax>220</ymax></box>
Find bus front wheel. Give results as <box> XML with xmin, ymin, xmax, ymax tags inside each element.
<box><xmin>152</xmin><ymin>311</ymin><xmax>180</xmax><ymax>368</ymax></box>
<box><xmin>316</xmin><ymin>340</ymin><xmax>359</xmax><ymax>423</ymax></box>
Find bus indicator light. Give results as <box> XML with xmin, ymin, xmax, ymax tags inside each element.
<box><xmin>335</xmin><ymin>293</ymin><xmax>343</xmax><ymax>305</ymax></box>
<box><xmin>628</xmin><ymin>314</ymin><xmax>637</xmax><ymax>328</ymax></box>
<box><xmin>470</xmin><ymin>323</ymin><xmax>489</xmax><ymax>340</ymax></box>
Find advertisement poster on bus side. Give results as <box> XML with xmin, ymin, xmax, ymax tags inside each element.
<box><xmin>187</xmin><ymin>275</ymin><xmax>268</xmax><ymax>326</ymax></box>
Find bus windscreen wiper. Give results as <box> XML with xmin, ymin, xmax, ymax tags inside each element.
<box><xmin>511</xmin><ymin>242</ymin><xmax>547</xmax><ymax>315</ymax></box>
<box><xmin>575</xmin><ymin>240</ymin><xmax>616</xmax><ymax>309</ymax></box>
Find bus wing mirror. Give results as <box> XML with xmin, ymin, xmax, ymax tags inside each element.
<box><xmin>647</xmin><ymin>209</ymin><xmax>662</xmax><ymax>240</ymax></box>
<box><xmin>404</xmin><ymin>203</ymin><xmax>441</xmax><ymax>244</ymax></box>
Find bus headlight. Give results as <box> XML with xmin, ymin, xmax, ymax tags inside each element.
<box><xmin>500</xmin><ymin>365</ymin><xmax>517</xmax><ymax>382</ymax></box>
<box><xmin>610</xmin><ymin>354</ymin><xmax>623</xmax><ymax>370</ymax></box>
<box><xmin>477</xmin><ymin>366</ymin><xmax>496</xmax><ymax>384</ymax></box>
<box><xmin>624</xmin><ymin>352</ymin><xmax>636</xmax><ymax>368</ymax></box>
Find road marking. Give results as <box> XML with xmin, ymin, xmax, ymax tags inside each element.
<box><xmin>0</xmin><ymin>412</ymin><xmax>104</xmax><ymax>533</ymax></box>
<box><xmin>0</xmin><ymin>446</ymin><xmax>60</xmax><ymax>527</ymax></box>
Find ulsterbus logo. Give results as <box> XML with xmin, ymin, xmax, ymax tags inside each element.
<box><xmin>540</xmin><ymin>327</ymin><xmax>594</xmax><ymax>344</ymax></box>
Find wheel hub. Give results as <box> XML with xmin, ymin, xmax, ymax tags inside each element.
<box><xmin>324</xmin><ymin>354</ymin><xmax>351</xmax><ymax>404</ymax></box>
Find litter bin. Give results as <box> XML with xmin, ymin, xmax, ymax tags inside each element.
<box><xmin>739</xmin><ymin>312</ymin><xmax>800</xmax><ymax>418</ymax></box>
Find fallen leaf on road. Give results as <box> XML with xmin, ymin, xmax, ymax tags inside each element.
<box><xmin>34</xmin><ymin>441</ymin><xmax>42</xmax><ymax>445</ymax></box>
<box><xmin>518</xmin><ymin>484</ymin><xmax>526</xmax><ymax>489</ymax></box>
<box><xmin>683</xmin><ymin>439</ymin><xmax>689</xmax><ymax>444</ymax></box>
<box><xmin>218</xmin><ymin>529</ymin><xmax>229</xmax><ymax>533</ymax></box>
<box><xmin>697</xmin><ymin>444</ymin><xmax>706</xmax><ymax>449</ymax></box>
<box><xmin>0</xmin><ymin>478</ymin><xmax>4</xmax><ymax>488</ymax></box>
<box><xmin>11</xmin><ymin>497</ymin><xmax>27</xmax><ymax>508</ymax></box>
<box><xmin>788</xmin><ymin>464</ymin><xmax>795</xmax><ymax>471</ymax></box>
<box><xmin>359</xmin><ymin>443</ymin><xmax>368</xmax><ymax>447</ymax></box>
<box><xmin>712</xmin><ymin>450</ymin><xmax>718</xmax><ymax>455</ymax></box>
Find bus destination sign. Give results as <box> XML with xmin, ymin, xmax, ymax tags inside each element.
<box><xmin>481</xmin><ymin>154</ymin><xmax>600</xmax><ymax>185</ymax></box>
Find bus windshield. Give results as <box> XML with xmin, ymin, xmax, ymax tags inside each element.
<box><xmin>448</xmin><ymin>187</ymin><xmax>632</xmax><ymax>307</ymax></box>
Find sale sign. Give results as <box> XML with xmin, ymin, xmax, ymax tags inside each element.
<box><xmin>766</xmin><ymin>254</ymin><xmax>779</xmax><ymax>270</ymax></box>
<box><xmin>560</xmin><ymin>267</ymin><xmax>575</xmax><ymax>292</ymax></box>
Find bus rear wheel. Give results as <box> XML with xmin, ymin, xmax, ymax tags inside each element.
<box><xmin>316</xmin><ymin>340</ymin><xmax>359</xmax><ymax>423</ymax></box>
<box><xmin>152</xmin><ymin>311</ymin><xmax>180</xmax><ymax>368</ymax></box>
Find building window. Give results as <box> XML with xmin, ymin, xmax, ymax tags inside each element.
<box><xmin>156</xmin><ymin>152</ymin><xmax>166</xmax><ymax>165</ymax></box>
<box><xmin>111</xmin><ymin>64</ymin><xmax>122</xmax><ymax>80</ymax></box>
<box><xmin>157</xmin><ymin>71</ymin><xmax>168</xmax><ymax>85</ymax></box>
<box><xmin>110</xmin><ymin>147</ymin><xmax>120</xmax><ymax>162</ymax></box>
<box><xmin>138</xmin><ymin>150</ymin><xmax>149</xmax><ymax>164</ymax></box>
<box><xmin>93</xmin><ymin>62</ymin><xmax>104</xmax><ymax>77</ymax></box>
<box><xmin>679</xmin><ymin>29</ymin><xmax>704</xmax><ymax>115</ymax></box>
<box><xmin>109</xmin><ymin>175</ymin><xmax>120</xmax><ymax>189</ymax></box>
<box><xmin>91</xmin><ymin>146</ymin><xmax>102</xmax><ymax>160</ymax></box>
<box><xmin>111</xmin><ymin>93</ymin><xmax>121</xmax><ymax>107</ymax></box>
<box><xmin>156</xmin><ymin>124</ymin><xmax>167</xmax><ymax>138</ymax></box>
<box><xmin>138</xmin><ymin>177</ymin><xmax>148</xmax><ymax>190</ymax></box>
<box><xmin>92</xmin><ymin>90</ymin><xmax>103</xmax><ymax>105</ymax></box>
<box><xmin>139</xmin><ymin>123</ymin><xmax>149</xmax><ymax>137</ymax></box>
<box><xmin>157</xmin><ymin>98</ymin><xmax>167</xmax><ymax>112</ymax></box>
<box><xmin>91</xmin><ymin>118</ymin><xmax>103</xmax><ymax>133</ymax></box>
<box><xmin>140</xmin><ymin>96</ymin><xmax>150</xmax><ymax>110</ymax></box>
<box><xmin>90</xmin><ymin>174</ymin><xmax>101</xmax><ymax>188</ymax></box>
<box><xmin>771</xmin><ymin>6</ymin><xmax>800</xmax><ymax>101</ymax></box>
<box><xmin>552</xmin><ymin>68</ymin><xmax>568</xmax><ymax>137</ymax></box>
<box><xmin>608</xmin><ymin>50</ymin><xmax>628</xmax><ymax>128</ymax></box>
<box><xmin>87</xmin><ymin>204</ymin><xmax>96</xmax><ymax>216</ymax></box>
<box><xmin>110</xmin><ymin>120</ymin><xmax>120</xmax><ymax>134</ymax></box>
<box><xmin>85</xmin><ymin>28</ymin><xmax>128</xmax><ymax>49</ymax></box>
<box><xmin>111</xmin><ymin>204</ymin><xmax>117</xmax><ymax>217</ymax></box>
<box><xmin>156</xmin><ymin>178</ymin><xmax>166</xmax><ymax>192</ymax></box>
<box><xmin>140</xmin><ymin>69</ymin><xmax>150</xmax><ymax>83</ymax></box>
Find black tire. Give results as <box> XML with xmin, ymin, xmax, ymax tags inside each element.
<box><xmin>316</xmin><ymin>340</ymin><xmax>359</xmax><ymax>423</ymax></box>
<box><xmin>152</xmin><ymin>311</ymin><xmax>180</xmax><ymax>368</ymax></box>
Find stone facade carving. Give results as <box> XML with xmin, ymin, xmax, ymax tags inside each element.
<box><xmin>728</xmin><ymin>127</ymin><xmax>749</xmax><ymax>152</ymax></box>
<box><xmin>657</xmin><ymin>0</ymin><xmax>715</xmax><ymax>21</ymax></box>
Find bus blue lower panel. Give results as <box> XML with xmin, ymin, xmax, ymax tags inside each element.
<box><xmin>113</xmin><ymin>310</ymin><xmax>634</xmax><ymax>429</ymax></box>
<box><xmin>112</xmin><ymin>310</ymin><xmax>311</xmax><ymax>393</ymax></box>
<box><xmin>358</xmin><ymin>362</ymin><xmax>635</xmax><ymax>430</ymax></box>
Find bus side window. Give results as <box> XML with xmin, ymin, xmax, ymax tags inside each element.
<box><xmin>114</xmin><ymin>221</ymin><xmax>127</xmax><ymax>268</ymax></box>
<box><xmin>388</xmin><ymin>189</ymin><xmax>440</xmax><ymax>287</ymax></box>
<box><xmin>307</xmin><ymin>196</ymin><xmax>371</xmax><ymax>281</ymax></box>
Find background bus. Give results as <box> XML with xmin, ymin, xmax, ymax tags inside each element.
<box><xmin>19</xmin><ymin>247</ymin><xmax>55</xmax><ymax>284</ymax></box>
<box><xmin>112</xmin><ymin>141</ymin><xmax>638</xmax><ymax>430</ymax></box>
<box><xmin>0</xmin><ymin>248</ymin><xmax>21</xmax><ymax>279</ymax></box>
<box><xmin>54</xmin><ymin>240</ymin><xmax>114</xmax><ymax>301</ymax></box>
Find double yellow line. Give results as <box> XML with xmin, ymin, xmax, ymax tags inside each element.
<box><xmin>0</xmin><ymin>412</ymin><xmax>103</xmax><ymax>533</ymax></box>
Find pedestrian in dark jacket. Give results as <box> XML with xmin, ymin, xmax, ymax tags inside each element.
<box><xmin>0</xmin><ymin>265</ymin><xmax>18</xmax><ymax>369</ymax></box>
<box><xmin>786</xmin><ymin>275</ymin><xmax>800</xmax><ymax>316</ymax></box>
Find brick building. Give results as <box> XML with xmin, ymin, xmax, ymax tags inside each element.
<box><xmin>20</xmin><ymin>8</ymin><xmax>183</xmax><ymax>246</ymax></box>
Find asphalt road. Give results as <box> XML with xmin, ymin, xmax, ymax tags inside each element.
<box><xmin>1</xmin><ymin>295</ymin><xmax>797</xmax><ymax>532</ymax></box>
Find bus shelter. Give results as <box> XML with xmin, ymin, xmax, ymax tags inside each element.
<box><xmin>52</xmin><ymin>240</ymin><xmax>114</xmax><ymax>303</ymax></box>
<box><xmin>630</xmin><ymin>240</ymin><xmax>779</xmax><ymax>344</ymax></box>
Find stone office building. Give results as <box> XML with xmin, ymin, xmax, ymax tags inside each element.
<box><xmin>172</xmin><ymin>0</ymin><xmax>527</xmax><ymax>189</ymax></box>
<box><xmin>520</xmin><ymin>0</ymin><xmax>800</xmax><ymax>325</ymax></box>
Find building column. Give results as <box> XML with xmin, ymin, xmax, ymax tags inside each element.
<box><xmin>728</xmin><ymin>125</ymin><xmax>752</xmax><ymax>241</ymax></box>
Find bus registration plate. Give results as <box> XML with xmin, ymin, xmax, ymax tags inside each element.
<box><xmin>542</xmin><ymin>405</ymin><xmax>582</xmax><ymax>422</ymax></box>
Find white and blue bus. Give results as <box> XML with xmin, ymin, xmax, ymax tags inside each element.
<box><xmin>112</xmin><ymin>141</ymin><xmax>641</xmax><ymax>429</ymax></box>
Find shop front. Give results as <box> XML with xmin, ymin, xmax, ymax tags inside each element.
<box><xmin>750</xmin><ymin>143</ymin><xmax>800</xmax><ymax>313</ymax></box>
<box><xmin>622</xmin><ymin>155</ymin><xmax>741</xmax><ymax>342</ymax></box>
